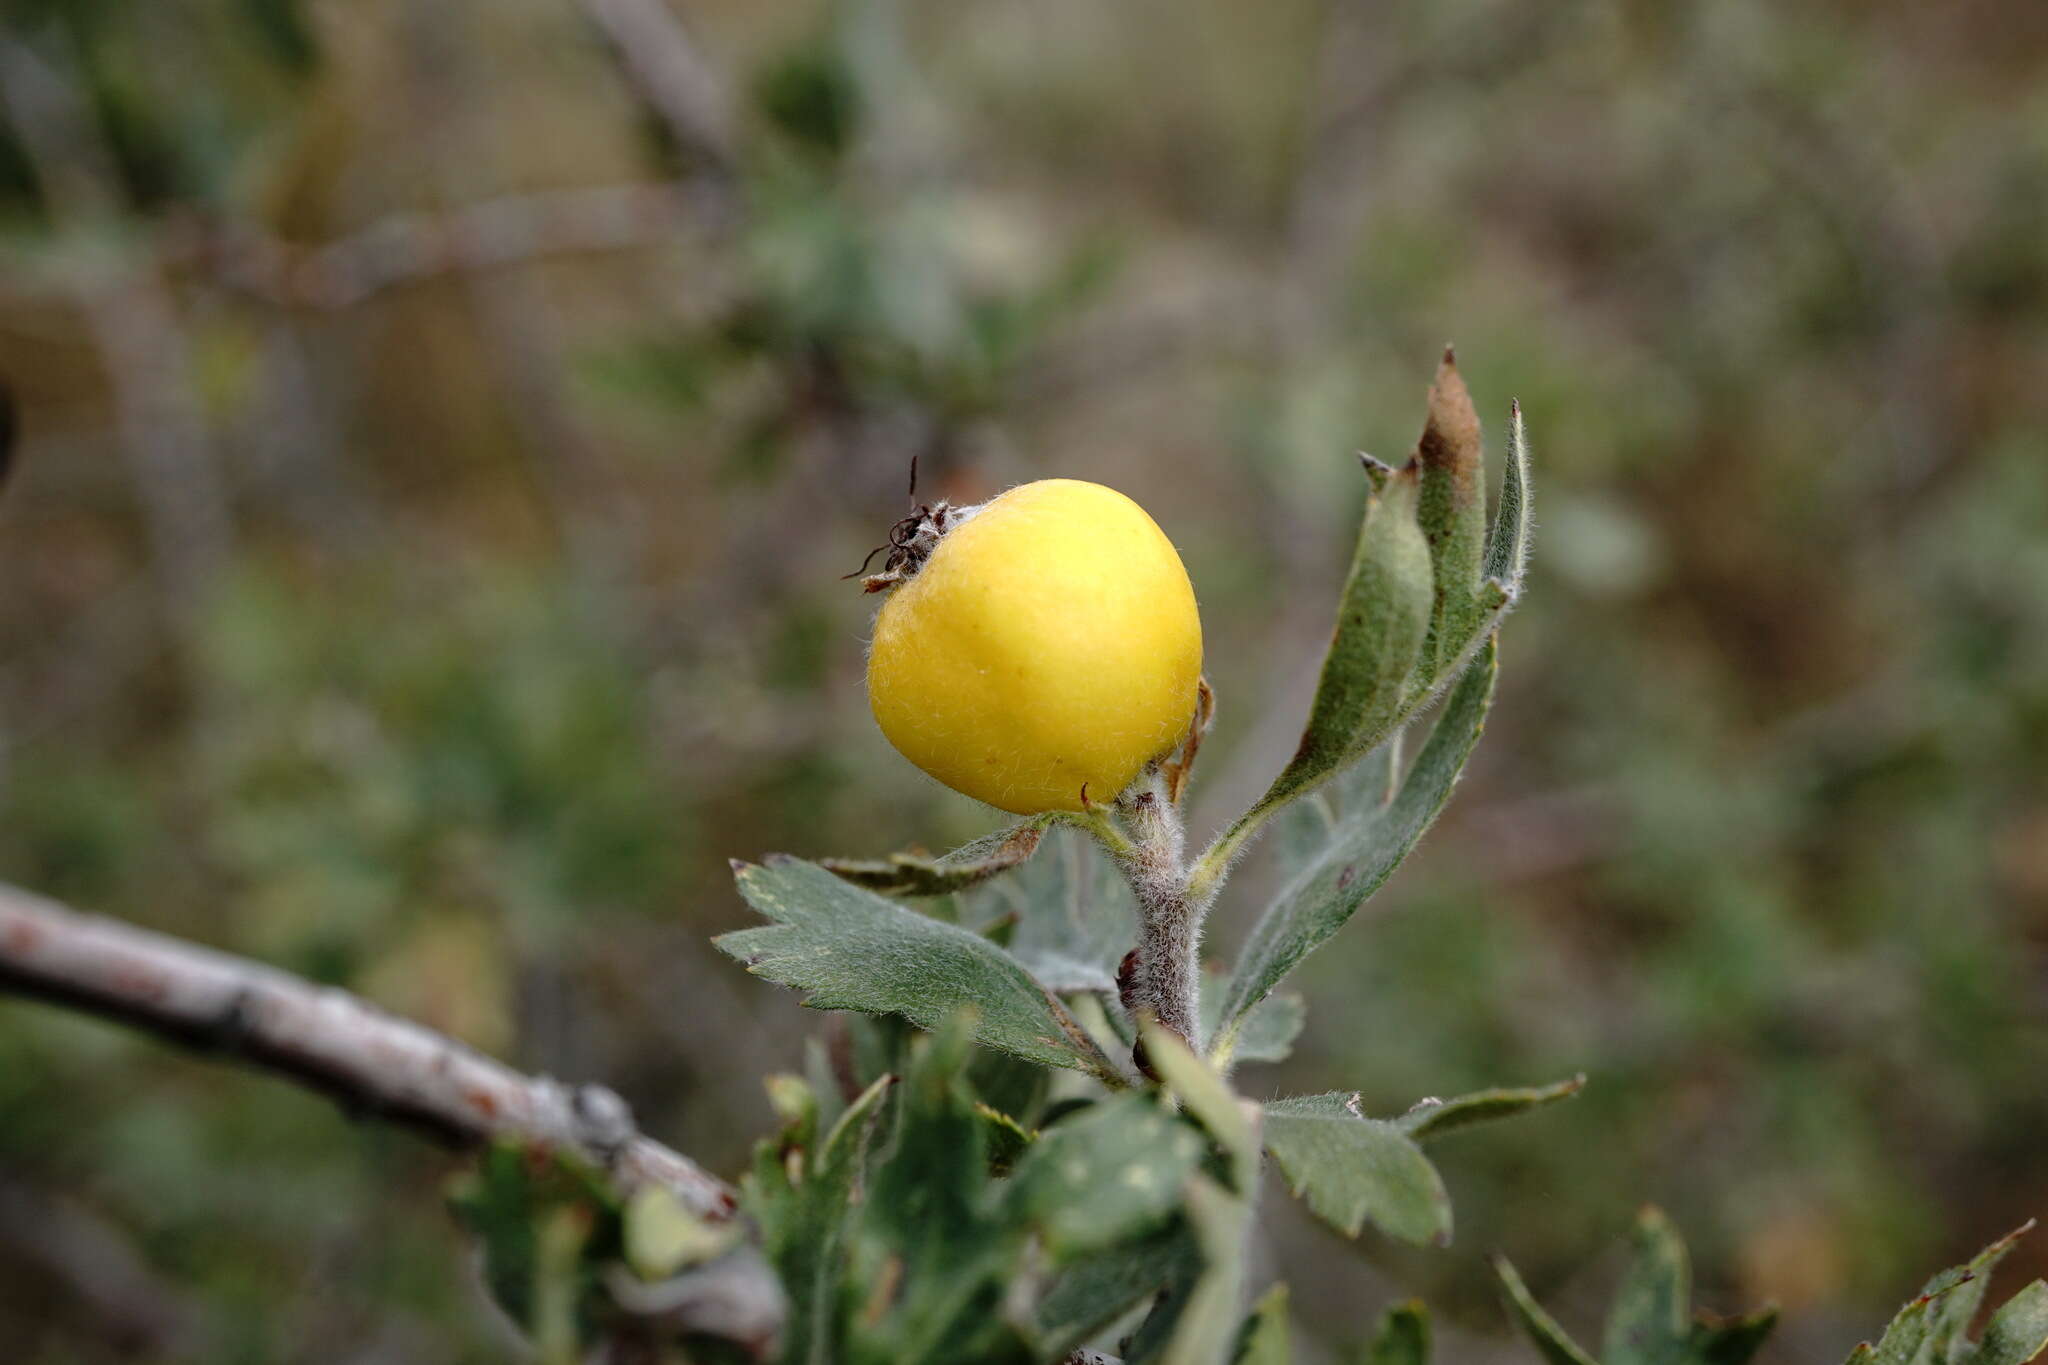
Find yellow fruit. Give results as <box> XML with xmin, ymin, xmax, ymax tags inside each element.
<box><xmin>866</xmin><ymin>479</ymin><xmax>1203</xmax><ymax>815</ymax></box>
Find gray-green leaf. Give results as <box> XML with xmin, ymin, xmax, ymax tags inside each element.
<box><xmin>1261</xmin><ymin>1093</ymin><xmax>1451</xmax><ymax>1247</ymax></box>
<box><xmin>820</xmin><ymin>815</ymin><xmax>1056</xmax><ymax>897</ymax></box>
<box><xmin>1497</xmin><ymin>1255</ymin><xmax>1602</xmax><ymax>1365</ymax></box>
<box><xmin>1977</xmin><ymin>1281</ymin><xmax>2048</xmax><ymax>1365</ymax></box>
<box><xmin>1396</xmin><ymin>1076</ymin><xmax>1585</xmax><ymax>1141</ymax></box>
<box><xmin>1217</xmin><ymin>641</ymin><xmax>1497</xmax><ymax>1045</ymax></box>
<box><xmin>1484</xmin><ymin>398</ymin><xmax>1533</xmax><ymax>589</ymax></box>
<box><xmin>1242</xmin><ymin>464</ymin><xmax>1432</xmax><ymax>821</ymax></box>
<box><xmin>718</xmin><ymin>857</ymin><xmax>1121</xmax><ymax>1083</ymax></box>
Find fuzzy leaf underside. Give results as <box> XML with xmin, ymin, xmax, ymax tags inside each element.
<box><xmin>1396</xmin><ymin>1076</ymin><xmax>1586</xmax><ymax>1141</ymax></box>
<box><xmin>1485</xmin><ymin>400</ymin><xmax>1533</xmax><ymax>587</ymax></box>
<box><xmin>1261</xmin><ymin>1093</ymin><xmax>1451</xmax><ymax>1247</ymax></box>
<box><xmin>1219</xmin><ymin>640</ymin><xmax>1497</xmax><ymax>1042</ymax></box>
<box><xmin>718</xmin><ymin>857</ymin><xmax>1118</xmax><ymax>1080</ymax></box>
<box><xmin>982</xmin><ymin>828</ymin><xmax>1137</xmax><ymax>996</ymax></box>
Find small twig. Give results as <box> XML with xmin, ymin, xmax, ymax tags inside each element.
<box><xmin>0</xmin><ymin>883</ymin><xmax>739</xmax><ymax>1223</ymax></box>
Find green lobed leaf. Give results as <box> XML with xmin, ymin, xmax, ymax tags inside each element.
<box><xmin>1236</xmin><ymin>1284</ymin><xmax>1292</xmax><ymax>1365</ymax></box>
<box><xmin>718</xmin><ymin>857</ymin><xmax>1122</xmax><ymax>1082</ymax></box>
<box><xmin>820</xmin><ymin>815</ymin><xmax>1057</xmax><ymax>897</ymax></box>
<box><xmin>1603</xmin><ymin>1207</ymin><xmax>1691</xmax><ymax>1365</ymax></box>
<box><xmin>1261</xmin><ymin>1093</ymin><xmax>1451</xmax><ymax>1247</ymax></box>
<box><xmin>1976</xmin><ymin>1281</ymin><xmax>2048</xmax><ymax>1365</ymax></box>
<box><xmin>1497</xmin><ymin>1255</ymin><xmax>1602</xmax><ymax>1365</ymax></box>
<box><xmin>1240</xmin><ymin>464</ymin><xmax>1432</xmax><ymax>822</ymax></box>
<box><xmin>1360</xmin><ymin>1302</ymin><xmax>1432</xmax><ymax>1365</ymax></box>
<box><xmin>1007</xmin><ymin>1093</ymin><xmax>1206</xmax><ymax>1259</ymax></box>
<box><xmin>1217</xmin><ymin>641</ymin><xmax>1497</xmax><ymax>1046</ymax></box>
<box><xmin>1396</xmin><ymin>1075</ymin><xmax>1586</xmax><ymax>1141</ymax></box>
<box><xmin>1415</xmin><ymin>348</ymin><xmax>1489</xmax><ymax>675</ymax></box>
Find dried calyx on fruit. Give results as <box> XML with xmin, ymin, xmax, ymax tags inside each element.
<box><xmin>860</xmin><ymin>478</ymin><xmax>1204</xmax><ymax>816</ymax></box>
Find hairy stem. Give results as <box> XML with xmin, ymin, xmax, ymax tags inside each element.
<box><xmin>1112</xmin><ymin>776</ymin><xmax>1203</xmax><ymax>1060</ymax></box>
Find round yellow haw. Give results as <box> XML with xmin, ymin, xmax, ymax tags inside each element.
<box><xmin>863</xmin><ymin>479</ymin><xmax>1203</xmax><ymax>815</ymax></box>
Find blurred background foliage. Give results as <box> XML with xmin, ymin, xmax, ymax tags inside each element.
<box><xmin>2</xmin><ymin>0</ymin><xmax>2046</xmax><ymax>1360</ymax></box>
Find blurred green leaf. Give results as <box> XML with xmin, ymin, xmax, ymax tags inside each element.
<box><xmin>1141</xmin><ymin>1020</ymin><xmax>1257</xmax><ymax>1194</ymax></box>
<box><xmin>1976</xmin><ymin>1282</ymin><xmax>2048</xmax><ymax>1365</ymax></box>
<box><xmin>1154</xmin><ymin>1175</ymin><xmax>1255</xmax><ymax>1365</ymax></box>
<box><xmin>1395</xmin><ymin>1076</ymin><xmax>1585</xmax><ymax>1141</ymax></box>
<box><xmin>719</xmin><ymin>857</ymin><xmax>1122</xmax><ymax>1082</ymax></box>
<box><xmin>1235</xmin><ymin>1284</ymin><xmax>1291</xmax><ymax>1365</ymax></box>
<box><xmin>1497</xmin><ymin>1255</ymin><xmax>1602</xmax><ymax>1365</ymax></box>
<box><xmin>751</xmin><ymin>1072</ymin><xmax>893</xmax><ymax>1365</ymax></box>
<box><xmin>1216</xmin><ymin>641</ymin><xmax>1497</xmax><ymax>1047</ymax></box>
<box><xmin>1603</xmin><ymin>1208</ymin><xmax>1690</xmax><ymax>1365</ymax></box>
<box><xmin>1214</xmin><ymin>990</ymin><xmax>1306</xmax><ymax>1070</ymax></box>
<box><xmin>1686</xmin><ymin>1309</ymin><xmax>1779</xmax><ymax>1365</ymax></box>
<box><xmin>1007</xmin><ymin>1093</ymin><xmax>1204</xmax><ymax>1258</ymax></box>
<box><xmin>446</xmin><ymin>1142</ymin><xmax>622</xmax><ymax>1350</ymax></box>
<box><xmin>1025</xmin><ymin>1224</ymin><xmax>1201</xmax><ymax>1361</ymax></box>
<box><xmin>1360</xmin><ymin>1302</ymin><xmax>1433</xmax><ymax>1365</ymax></box>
